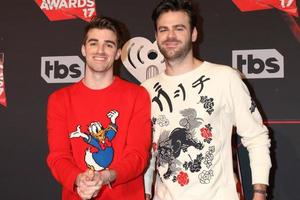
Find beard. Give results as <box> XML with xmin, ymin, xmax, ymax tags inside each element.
<box><xmin>158</xmin><ymin>38</ymin><xmax>193</xmax><ymax>61</ymax></box>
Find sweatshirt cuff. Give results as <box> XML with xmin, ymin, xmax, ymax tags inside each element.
<box><xmin>251</xmin><ymin>165</ymin><xmax>271</xmax><ymax>185</ymax></box>
<box><xmin>109</xmin><ymin>165</ymin><xmax>123</xmax><ymax>186</ymax></box>
<box><xmin>65</xmin><ymin>168</ymin><xmax>82</xmax><ymax>192</ymax></box>
<box><xmin>144</xmin><ymin>174</ymin><xmax>153</xmax><ymax>196</ymax></box>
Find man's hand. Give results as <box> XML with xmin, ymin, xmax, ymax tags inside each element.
<box><xmin>99</xmin><ymin>169</ymin><xmax>116</xmax><ymax>186</ymax></box>
<box><xmin>252</xmin><ymin>193</ymin><xmax>267</xmax><ymax>200</ymax></box>
<box><xmin>76</xmin><ymin>169</ymin><xmax>103</xmax><ymax>199</ymax></box>
<box><xmin>145</xmin><ymin>193</ymin><xmax>151</xmax><ymax>200</ymax></box>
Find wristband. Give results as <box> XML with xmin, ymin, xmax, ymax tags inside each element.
<box><xmin>253</xmin><ymin>189</ymin><xmax>267</xmax><ymax>196</ymax></box>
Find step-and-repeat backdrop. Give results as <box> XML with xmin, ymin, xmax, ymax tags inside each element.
<box><xmin>0</xmin><ymin>0</ymin><xmax>299</xmax><ymax>199</ymax></box>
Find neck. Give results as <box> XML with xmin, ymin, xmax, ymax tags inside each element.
<box><xmin>83</xmin><ymin>70</ymin><xmax>114</xmax><ymax>90</ymax></box>
<box><xmin>165</xmin><ymin>52</ymin><xmax>203</xmax><ymax>76</ymax></box>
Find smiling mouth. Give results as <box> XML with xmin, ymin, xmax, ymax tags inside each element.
<box><xmin>93</xmin><ymin>56</ymin><xmax>107</xmax><ymax>61</ymax></box>
<box><xmin>164</xmin><ymin>41</ymin><xmax>180</xmax><ymax>48</ymax></box>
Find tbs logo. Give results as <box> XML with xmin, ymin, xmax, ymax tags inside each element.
<box><xmin>121</xmin><ymin>37</ymin><xmax>165</xmax><ymax>83</ymax></box>
<box><xmin>232</xmin><ymin>49</ymin><xmax>284</xmax><ymax>79</ymax></box>
<box><xmin>41</xmin><ymin>56</ymin><xmax>84</xmax><ymax>83</ymax></box>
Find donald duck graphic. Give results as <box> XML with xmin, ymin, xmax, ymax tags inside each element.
<box><xmin>70</xmin><ymin>110</ymin><xmax>119</xmax><ymax>170</ymax></box>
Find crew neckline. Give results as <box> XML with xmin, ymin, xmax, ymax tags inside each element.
<box><xmin>78</xmin><ymin>76</ymin><xmax>120</xmax><ymax>93</ymax></box>
<box><xmin>161</xmin><ymin>61</ymin><xmax>208</xmax><ymax>81</ymax></box>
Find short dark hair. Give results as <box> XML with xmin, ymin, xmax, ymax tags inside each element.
<box><xmin>82</xmin><ymin>16</ymin><xmax>123</xmax><ymax>48</ymax></box>
<box><xmin>152</xmin><ymin>0</ymin><xmax>197</xmax><ymax>31</ymax></box>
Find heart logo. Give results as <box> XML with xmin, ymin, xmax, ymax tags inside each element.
<box><xmin>121</xmin><ymin>37</ymin><xmax>165</xmax><ymax>83</ymax></box>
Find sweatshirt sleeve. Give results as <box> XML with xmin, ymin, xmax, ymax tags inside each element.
<box><xmin>144</xmin><ymin>145</ymin><xmax>156</xmax><ymax>196</ymax></box>
<box><xmin>46</xmin><ymin>91</ymin><xmax>81</xmax><ymax>192</ymax></box>
<box><xmin>227</xmin><ymin>70</ymin><xmax>272</xmax><ymax>185</ymax></box>
<box><xmin>110</xmin><ymin>87</ymin><xmax>152</xmax><ymax>186</ymax></box>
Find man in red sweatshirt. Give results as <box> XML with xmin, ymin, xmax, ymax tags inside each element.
<box><xmin>47</xmin><ymin>16</ymin><xmax>151</xmax><ymax>200</ymax></box>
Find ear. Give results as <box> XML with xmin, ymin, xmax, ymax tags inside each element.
<box><xmin>81</xmin><ymin>45</ymin><xmax>86</xmax><ymax>57</ymax></box>
<box><xmin>191</xmin><ymin>27</ymin><xmax>198</xmax><ymax>42</ymax></box>
<box><xmin>115</xmin><ymin>49</ymin><xmax>121</xmax><ymax>60</ymax></box>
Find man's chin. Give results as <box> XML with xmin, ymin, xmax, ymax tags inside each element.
<box><xmin>161</xmin><ymin>50</ymin><xmax>177</xmax><ymax>59</ymax></box>
<box><xmin>165</xmin><ymin>53</ymin><xmax>181</xmax><ymax>61</ymax></box>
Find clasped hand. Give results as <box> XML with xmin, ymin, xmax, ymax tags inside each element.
<box><xmin>76</xmin><ymin>169</ymin><xmax>105</xmax><ymax>200</ymax></box>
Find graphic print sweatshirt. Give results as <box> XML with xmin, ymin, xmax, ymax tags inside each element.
<box><xmin>47</xmin><ymin>77</ymin><xmax>151</xmax><ymax>200</ymax></box>
<box><xmin>143</xmin><ymin>61</ymin><xmax>271</xmax><ymax>200</ymax></box>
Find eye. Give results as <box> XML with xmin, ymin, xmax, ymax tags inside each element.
<box><xmin>91</xmin><ymin>124</ymin><xmax>98</xmax><ymax>133</ymax></box>
<box><xmin>88</xmin><ymin>42</ymin><xmax>97</xmax><ymax>46</ymax></box>
<box><xmin>106</xmin><ymin>43</ymin><xmax>114</xmax><ymax>48</ymax></box>
<box><xmin>158</xmin><ymin>27</ymin><xmax>167</xmax><ymax>32</ymax></box>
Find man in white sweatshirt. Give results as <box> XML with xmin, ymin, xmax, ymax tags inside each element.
<box><xmin>143</xmin><ymin>0</ymin><xmax>271</xmax><ymax>200</ymax></box>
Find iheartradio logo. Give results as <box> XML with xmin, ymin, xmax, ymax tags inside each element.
<box><xmin>121</xmin><ymin>37</ymin><xmax>165</xmax><ymax>83</ymax></box>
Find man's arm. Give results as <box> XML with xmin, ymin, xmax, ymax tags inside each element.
<box><xmin>227</xmin><ymin>70</ymin><xmax>271</xmax><ymax>199</ymax></box>
<box><xmin>109</xmin><ymin>87</ymin><xmax>152</xmax><ymax>185</ymax></box>
<box><xmin>47</xmin><ymin>91</ymin><xmax>82</xmax><ymax>192</ymax></box>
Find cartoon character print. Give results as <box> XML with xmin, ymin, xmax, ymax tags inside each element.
<box><xmin>70</xmin><ymin>110</ymin><xmax>119</xmax><ymax>170</ymax></box>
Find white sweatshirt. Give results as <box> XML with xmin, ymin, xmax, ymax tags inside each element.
<box><xmin>142</xmin><ymin>61</ymin><xmax>271</xmax><ymax>200</ymax></box>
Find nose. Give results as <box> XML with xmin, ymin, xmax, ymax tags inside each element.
<box><xmin>96</xmin><ymin>43</ymin><xmax>105</xmax><ymax>53</ymax></box>
<box><xmin>167</xmin><ymin>30</ymin><xmax>176</xmax><ymax>39</ymax></box>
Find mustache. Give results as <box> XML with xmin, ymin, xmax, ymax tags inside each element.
<box><xmin>162</xmin><ymin>39</ymin><xmax>181</xmax><ymax>44</ymax></box>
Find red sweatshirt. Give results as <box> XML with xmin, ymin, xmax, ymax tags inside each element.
<box><xmin>47</xmin><ymin>76</ymin><xmax>151</xmax><ymax>200</ymax></box>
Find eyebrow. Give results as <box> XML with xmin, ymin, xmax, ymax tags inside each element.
<box><xmin>86</xmin><ymin>38</ymin><xmax>116</xmax><ymax>46</ymax></box>
<box><xmin>158</xmin><ymin>24</ymin><xmax>187</xmax><ymax>30</ymax></box>
<box><xmin>86</xmin><ymin>38</ymin><xmax>98</xmax><ymax>43</ymax></box>
<box><xmin>174</xmin><ymin>24</ymin><xmax>186</xmax><ymax>28</ymax></box>
<box><xmin>104</xmin><ymin>40</ymin><xmax>117</xmax><ymax>46</ymax></box>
